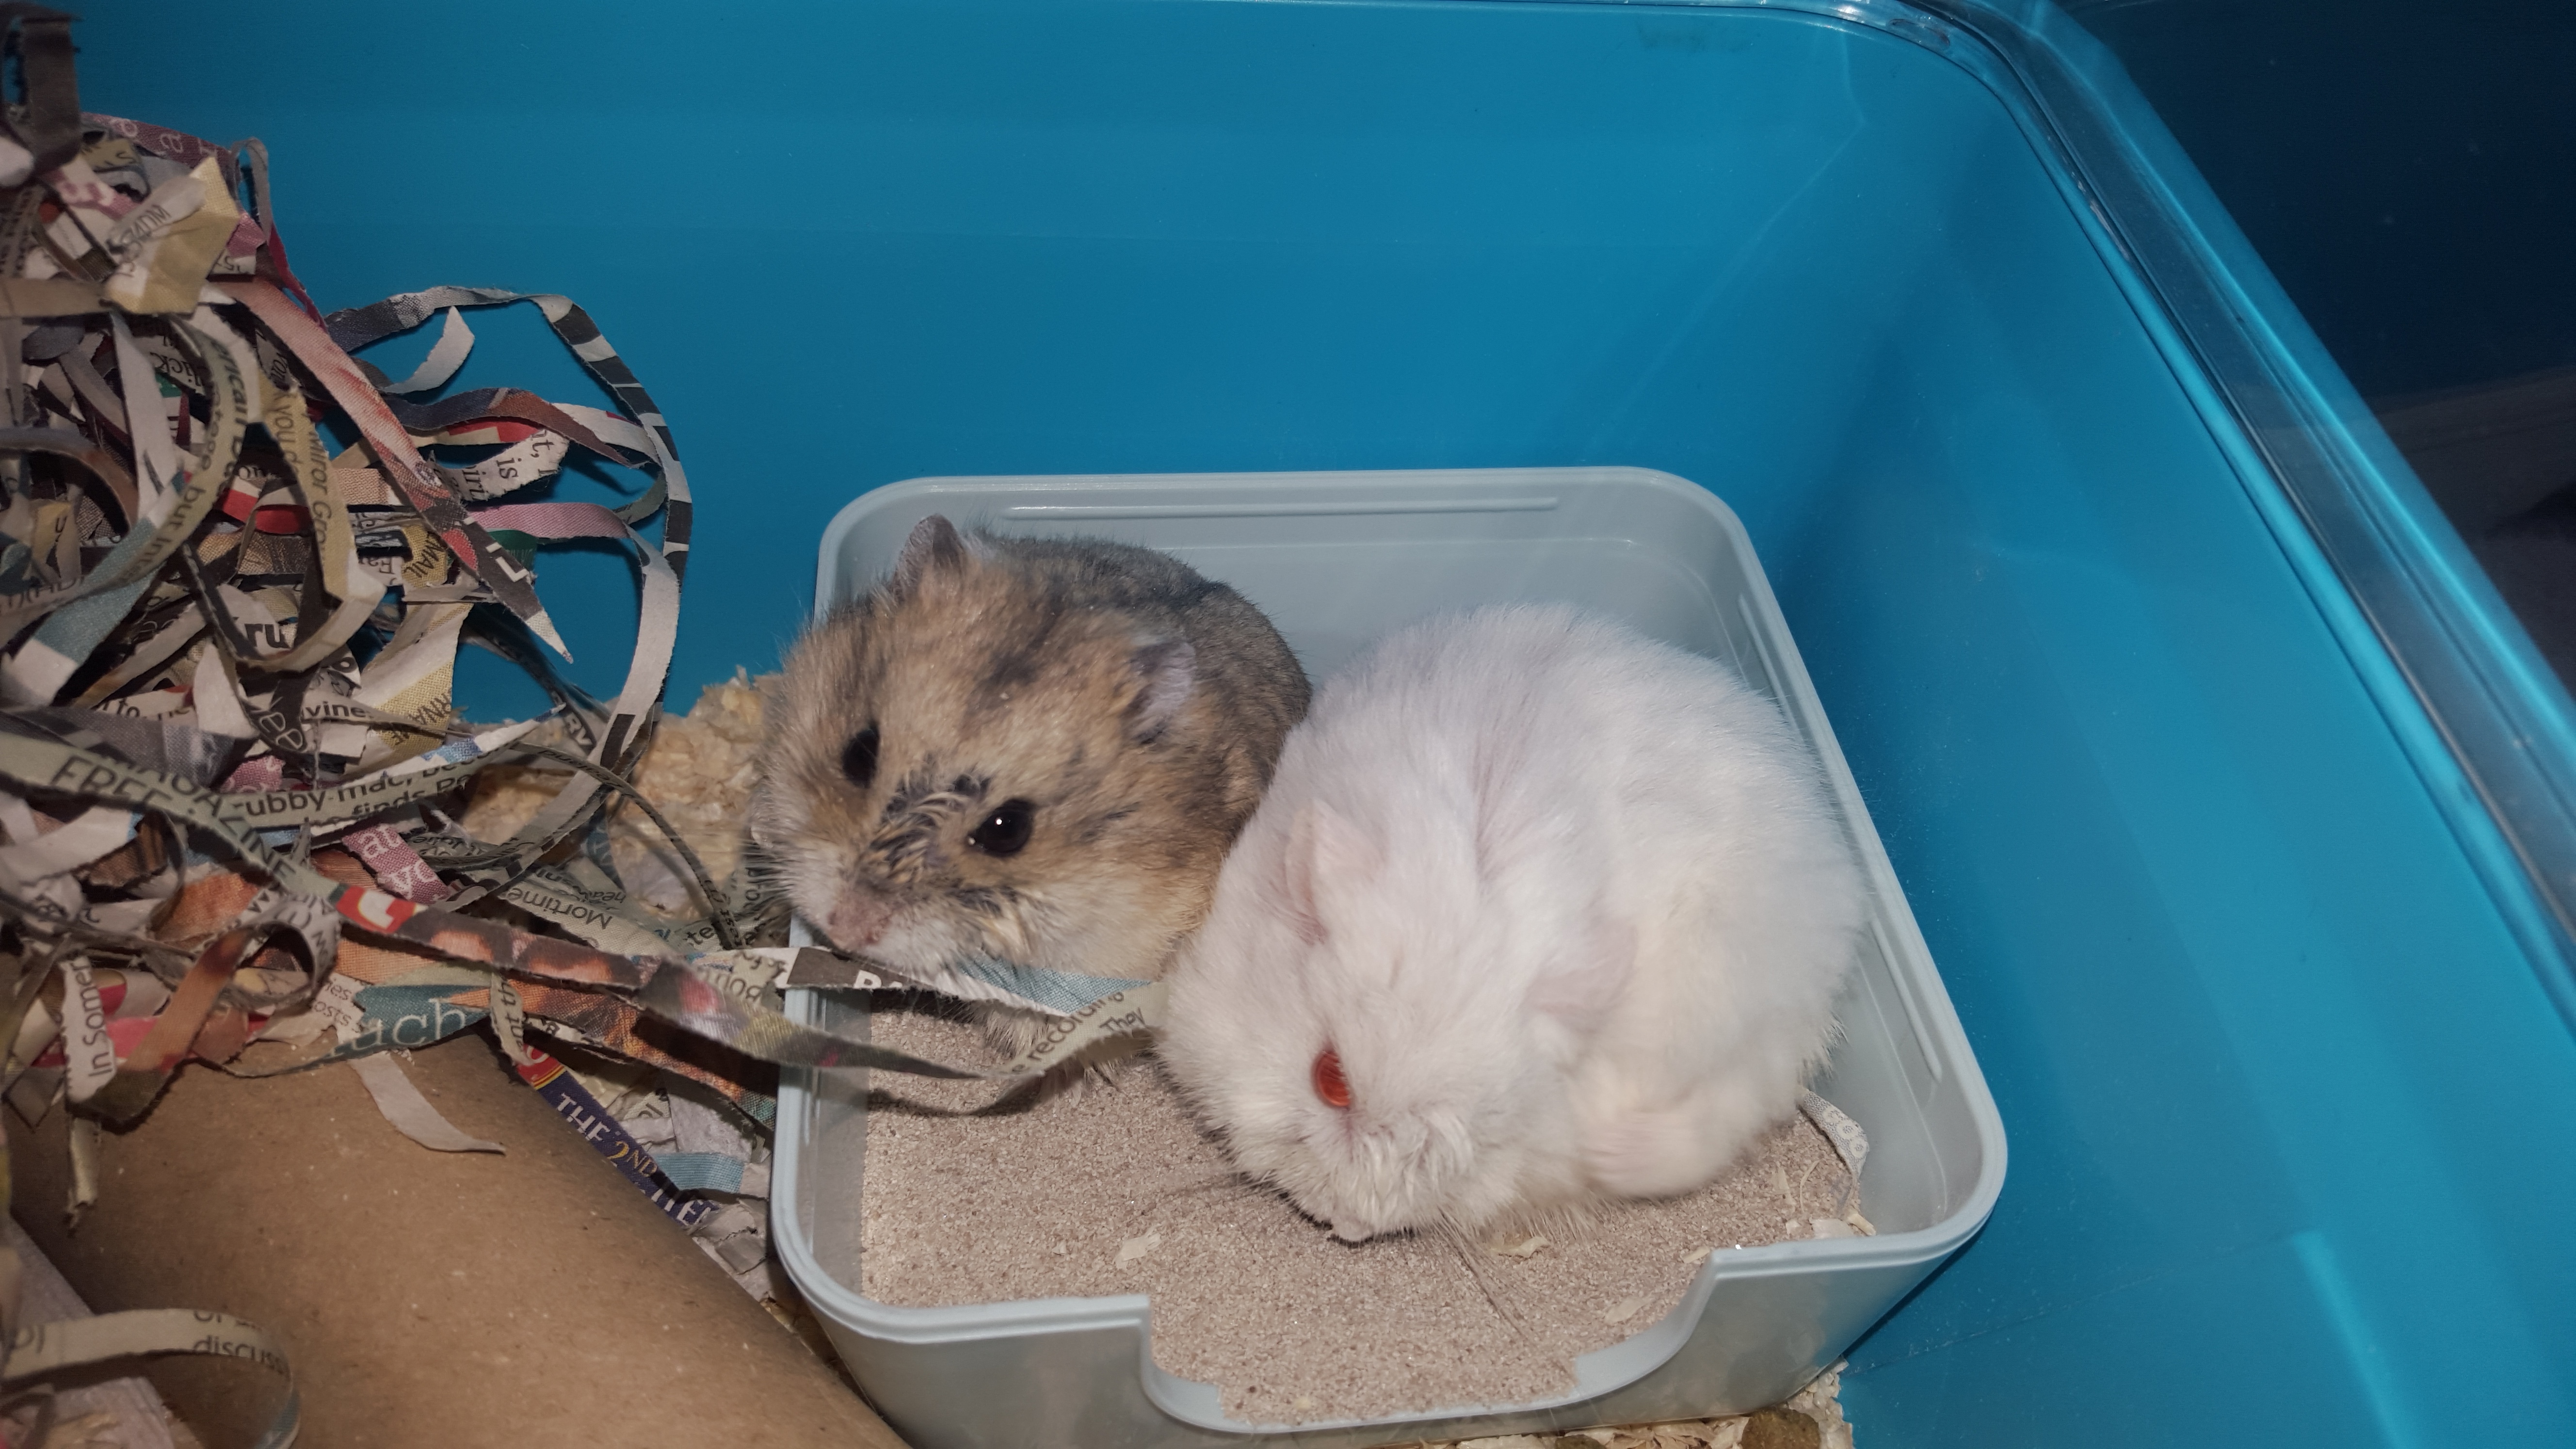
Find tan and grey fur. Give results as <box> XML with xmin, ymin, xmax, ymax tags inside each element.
<box><xmin>752</xmin><ymin>515</ymin><xmax>1310</xmax><ymax>1009</ymax></box>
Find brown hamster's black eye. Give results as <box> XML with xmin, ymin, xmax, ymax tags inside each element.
<box><xmin>967</xmin><ymin>798</ymin><xmax>1035</xmax><ymax>857</ymax></box>
<box><xmin>840</xmin><ymin>726</ymin><xmax>880</xmax><ymax>789</ymax></box>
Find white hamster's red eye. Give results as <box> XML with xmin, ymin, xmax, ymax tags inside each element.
<box><xmin>1312</xmin><ymin>1047</ymin><xmax>1352</xmax><ymax>1109</ymax></box>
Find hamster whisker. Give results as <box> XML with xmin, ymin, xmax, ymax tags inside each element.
<box><xmin>869</xmin><ymin>825</ymin><xmax>945</xmax><ymax>882</ymax></box>
<box><xmin>878</xmin><ymin>774</ymin><xmax>981</xmax><ymax>828</ymax></box>
<box><xmin>977</xmin><ymin>896</ymin><xmax>1039</xmax><ymax>958</ymax></box>
<box><xmin>975</xmin><ymin>888</ymin><xmax>1063</xmax><ymax>961</ymax></box>
<box><xmin>1083</xmin><ymin>1054</ymin><xmax>1126</xmax><ymax>1092</ymax></box>
<box><xmin>1147</xmin><ymin>1170</ymin><xmax>1265</xmax><ymax>1208</ymax></box>
<box><xmin>1439</xmin><ymin>1220</ymin><xmax>1535</xmax><ymax>1343</ymax></box>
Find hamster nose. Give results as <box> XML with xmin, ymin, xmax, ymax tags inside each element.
<box><xmin>1330</xmin><ymin>1219</ymin><xmax>1375</xmax><ymax>1244</ymax></box>
<box><xmin>827</xmin><ymin>891</ymin><xmax>893</xmax><ymax>950</ymax></box>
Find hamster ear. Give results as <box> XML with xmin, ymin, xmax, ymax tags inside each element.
<box><xmin>1277</xmin><ymin>806</ymin><xmax>1326</xmax><ymax>945</ymax></box>
<box><xmin>1280</xmin><ymin>802</ymin><xmax>1378</xmax><ymax>945</ymax></box>
<box><xmin>892</xmin><ymin>515</ymin><xmax>971</xmax><ymax>592</ymax></box>
<box><xmin>1126</xmin><ymin>637</ymin><xmax>1196</xmax><ymax>743</ymax></box>
<box><xmin>1527</xmin><ymin>917</ymin><xmax>1637</xmax><ymax>1036</ymax></box>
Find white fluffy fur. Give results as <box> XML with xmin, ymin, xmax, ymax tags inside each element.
<box><xmin>1160</xmin><ymin>604</ymin><xmax>1865</xmax><ymax>1241</ymax></box>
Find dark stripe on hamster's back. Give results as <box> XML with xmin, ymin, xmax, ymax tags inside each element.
<box><xmin>978</xmin><ymin>644</ymin><xmax>1045</xmax><ymax>699</ymax></box>
<box><xmin>1068</xmin><ymin>805</ymin><xmax>1138</xmax><ymax>846</ymax></box>
<box><xmin>1002</xmin><ymin>535</ymin><xmax>1208</xmax><ymax>593</ymax></box>
<box><xmin>973</xmin><ymin>590</ymin><xmax>1069</xmax><ymax>706</ymax></box>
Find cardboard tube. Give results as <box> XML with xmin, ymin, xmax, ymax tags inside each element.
<box><xmin>9</xmin><ymin>1032</ymin><xmax>908</xmax><ymax>1448</ymax></box>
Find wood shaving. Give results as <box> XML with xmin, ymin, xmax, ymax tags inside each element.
<box><xmin>461</xmin><ymin>671</ymin><xmax>773</xmax><ymax>919</ymax></box>
<box><xmin>1412</xmin><ymin>1362</ymin><xmax>1854</xmax><ymax>1449</ymax></box>
<box><xmin>456</xmin><ymin>714</ymin><xmax>594</xmax><ymax>842</ymax></box>
<box><xmin>605</xmin><ymin>669</ymin><xmax>771</xmax><ymax>913</ymax></box>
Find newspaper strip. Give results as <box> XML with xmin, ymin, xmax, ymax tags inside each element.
<box><xmin>516</xmin><ymin>1047</ymin><xmax>724</xmax><ymax>1231</ymax></box>
<box><xmin>0</xmin><ymin>81</ymin><xmax>1181</xmax><ymax>1353</ymax></box>
<box><xmin>218</xmin><ymin>277</ymin><xmax>569</xmax><ymax>659</ymax></box>
<box><xmin>645</xmin><ymin>955</ymin><xmax>1167</xmax><ymax>1081</ymax></box>
<box><xmin>0</xmin><ymin>1308</ymin><xmax>299</xmax><ymax>1449</ymax></box>
<box><xmin>347</xmin><ymin>1050</ymin><xmax>503</xmax><ymax>1154</ymax></box>
<box><xmin>1798</xmin><ymin>1090</ymin><xmax>1870</xmax><ymax>1212</ymax></box>
<box><xmin>56</xmin><ymin>954</ymin><xmax>113</xmax><ymax>1103</ymax></box>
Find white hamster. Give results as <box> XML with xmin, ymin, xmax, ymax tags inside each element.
<box><xmin>1159</xmin><ymin>603</ymin><xmax>1864</xmax><ymax>1241</ymax></box>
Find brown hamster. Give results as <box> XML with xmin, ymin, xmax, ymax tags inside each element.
<box><xmin>751</xmin><ymin>514</ymin><xmax>1311</xmax><ymax>1008</ymax></box>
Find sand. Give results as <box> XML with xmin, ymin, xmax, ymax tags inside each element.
<box><xmin>855</xmin><ymin>1006</ymin><xmax>1863</xmax><ymax>1425</ymax></box>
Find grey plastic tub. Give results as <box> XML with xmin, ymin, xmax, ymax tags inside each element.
<box><xmin>772</xmin><ymin>468</ymin><xmax>2006</xmax><ymax>1448</ymax></box>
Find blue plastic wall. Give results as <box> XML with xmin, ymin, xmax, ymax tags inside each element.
<box><xmin>84</xmin><ymin>1</ymin><xmax>2576</xmax><ymax>1443</ymax></box>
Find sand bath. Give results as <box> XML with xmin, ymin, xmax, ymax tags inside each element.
<box><xmin>855</xmin><ymin>1007</ymin><xmax>1864</xmax><ymax>1424</ymax></box>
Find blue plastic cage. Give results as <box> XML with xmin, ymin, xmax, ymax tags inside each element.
<box><xmin>84</xmin><ymin>1</ymin><xmax>2576</xmax><ymax>1443</ymax></box>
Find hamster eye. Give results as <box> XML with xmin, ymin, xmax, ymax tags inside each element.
<box><xmin>1312</xmin><ymin>1047</ymin><xmax>1352</xmax><ymax>1110</ymax></box>
<box><xmin>840</xmin><ymin>725</ymin><xmax>880</xmax><ymax>788</ymax></box>
<box><xmin>966</xmin><ymin>798</ymin><xmax>1035</xmax><ymax>857</ymax></box>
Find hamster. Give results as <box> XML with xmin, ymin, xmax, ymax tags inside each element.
<box><xmin>1159</xmin><ymin>603</ymin><xmax>1864</xmax><ymax>1241</ymax></box>
<box><xmin>751</xmin><ymin>514</ymin><xmax>1311</xmax><ymax>1010</ymax></box>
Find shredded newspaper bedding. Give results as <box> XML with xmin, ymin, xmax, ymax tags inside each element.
<box><xmin>0</xmin><ymin>9</ymin><xmax>1173</xmax><ymax>1441</ymax></box>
